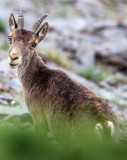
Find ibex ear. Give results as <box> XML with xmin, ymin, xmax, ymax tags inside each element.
<box><xmin>9</xmin><ymin>13</ymin><xmax>17</xmax><ymax>32</ymax></box>
<box><xmin>36</xmin><ymin>22</ymin><xmax>49</xmax><ymax>43</ymax></box>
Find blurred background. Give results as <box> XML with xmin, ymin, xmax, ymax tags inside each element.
<box><xmin>0</xmin><ymin>0</ymin><xmax>127</xmax><ymax>144</ymax></box>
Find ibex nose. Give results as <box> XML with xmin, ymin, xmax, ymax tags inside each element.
<box><xmin>9</xmin><ymin>55</ymin><xmax>19</xmax><ymax>61</ymax></box>
<box><xmin>9</xmin><ymin>51</ymin><xmax>19</xmax><ymax>60</ymax></box>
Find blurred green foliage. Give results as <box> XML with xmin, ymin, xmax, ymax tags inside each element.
<box><xmin>0</xmin><ymin>113</ymin><xmax>33</xmax><ymax>130</ymax></box>
<box><xmin>104</xmin><ymin>0</ymin><xmax>115</xmax><ymax>5</ymax></box>
<box><xmin>0</xmin><ymin>108</ymin><xmax>127</xmax><ymax>160</ymax></box>
<box><xmin>108</xmin><ymin>98</ymin><xmax>127</xmax><ymax>108</ymax></box>
<box><xmin>44</xmin><ymin>49</ymin><xmax>71</xmax><ymax>69</ymax></box>
<box><xmin>0</xmin><ymin>18</ymin><xmax>6</xmax><ymax>32</ymax></box>
<box><xmin>114</xmin><ymin>77</ymin><xmax>127</xmax><ymax>84</ymax></box>
<box><xmin>0</xmin><ymin>122</ymin><xmax>127</xmax><ymax>160</ymax></box>
<box><xmin>80</xmin><ymin>66</ymin><xmax>127</xmax><ymax>84</ymax></box>
<box><xmin>80</xmin><ymin>66</ymin><xmax>110</xmax><ymax>82</ymax></box>
<box><xmin>0</xmin><ymin>41</ymin><xmax>9</xmax><ymax>51</ymax></box>
<box><xmin>0</xmin><ymin>76</ymin><xmax>4</xmax><ymax>82</ymax></box>
<box><xmin>104</xmin><ymin>0</ymin><xmax>127</xmax><ymax>5</ymax></box>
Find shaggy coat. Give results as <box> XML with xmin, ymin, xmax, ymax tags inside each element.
<box><xmin>17</xmin><ymin>49</ymin><xmax>118</xmax><ymax>137</ymax></box>
<box><xmin>8</xmin><ymin>11</ymin><xmax>118</xmax><ymax>139</ymax></box>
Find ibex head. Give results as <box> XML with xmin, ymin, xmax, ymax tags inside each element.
<box><xmin>8</xmin><ymin>8</ymin><xmax>48</xmax><ymax>69</ymax></box>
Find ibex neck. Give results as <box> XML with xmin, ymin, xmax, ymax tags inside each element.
<box><xmin>17</xmin><ymin>52</ymin><xmax>47</xmax><ymax>87</ymax></box>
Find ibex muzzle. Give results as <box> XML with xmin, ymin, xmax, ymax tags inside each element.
<box><xmin>8</xmin><ymin>8</ymin><xmax>48</xmax><ymax>69</ymax></box>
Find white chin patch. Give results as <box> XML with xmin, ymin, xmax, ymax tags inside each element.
<box><xmin>107</xmin><ymin>121</ymin><xmax>115</xmax><ymax>137</ymax></box>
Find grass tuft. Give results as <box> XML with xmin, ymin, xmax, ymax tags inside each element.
<box><xmin>0</xmin><ymin>41</ymin><xmax>9</xmax><ymax>51</ymax></box>
<box><xmin>0</xmin><ymin>18</ymin><xmax>6</xmax><ymax>32</ymax></box>
<box><xmin>44</xmin><ymin>49</ymin><xmax>71</xmax><ymax>69</ymax></box>
<box><xmin>80</xmin><ymin>66</ymin><xmax>110</xmax><ymax>82</ymax></box>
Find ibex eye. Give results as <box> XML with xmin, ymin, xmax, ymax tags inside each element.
<box><xmin>8</xmin><ymin>35</ymin><xmax>12</xmax><ymax>42</ymax></box>
<box><xmin>31</xmin><ymin>42</ymin><xmax>37</xmax><ymax>48</ymax></box>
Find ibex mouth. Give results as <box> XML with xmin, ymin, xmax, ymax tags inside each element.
<box><xmin>9</xmin><ymin>63</ymin><xmax>18</xmax><ymax>68</ymax></box>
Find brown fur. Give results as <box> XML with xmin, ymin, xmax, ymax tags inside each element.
<box><xmin>18</xmin><ymin>52</ymin><xmax>117</xmax><ymax>124</ymax></box>
<box><xmin>8</xmin><ymin>14</ymin><xmax>118</xmax><ymax>139</ymax></box>
<box><xmin>17</xmin><ymin>47</ymin><xmax>118</xmax><ymax>138</ymax></box>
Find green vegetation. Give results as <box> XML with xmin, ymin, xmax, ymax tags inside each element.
<box><xmin>9</xmin><ymin>100</ymin><xmax>21</xmax><ymax>108</ymax></box>
<box><xmin>0</xmin><ymin>18</ymin><xmax>6</xmax><ymax>32</ymax></box>
<box><xmin>0</xmin><ymin>105</ymin><xmax>127</xmax><ymax>160</ymax></box>
<box><xmin>80</xmin><ymin>66</ymin><xmax>127</xmax><ymax>84</ymax></box>
<box><xmin>80</xmin><ymin>66</ymin><xmax>110</xmax><ymax>82</ymax></box>
<box><xmin>102</xmin><ymin>0</ymin><xmax>117</xmax><ymax>19</ymax></box>
<box><xmin>0</xmin><ymin>76</ymin><xmax>4</xmax><ymax>83</ymax></box>
<box><xmin>0</xmin><ymin>121</ymin><xmax>127</xmax><ymax>160</ymax></box>
<box><xmin>114</xmin><ymin>77</ymin><xmax>127</xmax><ymax>84</ymax></box>
<box><xmin>105</xmin><ymin>74</ymin><xmax>127</xmax><ymax>84</ymax></box>
<box><xmin>59</xmin><ymin>1</ymin><xmax>69</xmax><ymax>17</ymax></box>
<box><xmin>103</xmin><ymin>0</ymin><xmax>116</xmax><ymax>6</ymax></box>
<box><xmin>0</xmin><ymin>113</ymin><xmax>33</xmax><ymax>130</ymax></box>
<box><xmin>44</xmin><ymin>49</ymin><xmax>71</xmax><ymax>69</ymax></box>
<box><xmin>0</xmin><ymin>41</ymin><xmax>9</xmax><ymax>51</ymax></box>
<box><xmin>108</xmin><ymin>98</ymin><xmax>127</xmax><ymax>108</ymax></box>
<box><xmin>13</xmin><ymin>95</ymin><xmax>25</xmax><ymax>109</ymax></box>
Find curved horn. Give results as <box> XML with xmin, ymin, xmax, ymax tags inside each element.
<box><xmin>32</xmin><ymin>14</ymin><xmax>48</xmax><ymax>33</ymax></box>
<box><xmin>18</xmin><ymin>7</ymin><xmax>24</xmax><ymax>29</ymax></box>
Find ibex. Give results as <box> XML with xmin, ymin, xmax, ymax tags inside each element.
<box><xmin>8</xmin><ymin>9</ymin><xmax>118</xmax><ymax>140</ymax></box>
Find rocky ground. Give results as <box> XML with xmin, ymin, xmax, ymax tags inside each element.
<box><xmin>0</xmin><ymin>0</ymin><xmax>127</xmax><ymax>141</ymax></box>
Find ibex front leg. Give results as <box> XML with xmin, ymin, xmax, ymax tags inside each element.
<box><xmin>33</xmin><ymin>112</ymin><xmax>49</xmax><ymax>138</ymax></box>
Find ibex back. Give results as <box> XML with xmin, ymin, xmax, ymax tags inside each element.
<box><xmin>8</xmin><ymin>9</ymin><xmax>118</xmax><ymax>140</ymax></box>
